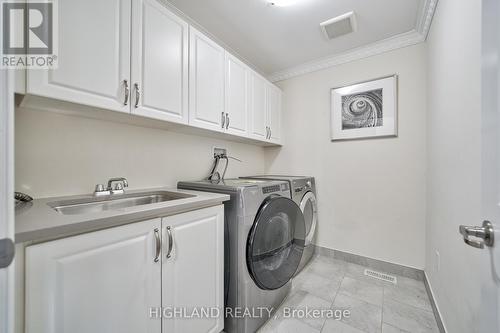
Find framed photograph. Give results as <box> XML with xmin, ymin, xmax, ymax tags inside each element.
<box><xmin>330</xmin><ymin>75</ymin><xmax>398</xmax><ymax>141</ymax></box>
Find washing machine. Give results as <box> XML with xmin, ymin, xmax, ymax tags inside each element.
<box><xmin>177</xmin><ymin>179</ymin><xmax>305</xmax><ymax>333</ymax></box>
<box><xmin>241</xmin><ymin>176</ymin><xmax>318</xmax><ymax>274</ymax></box>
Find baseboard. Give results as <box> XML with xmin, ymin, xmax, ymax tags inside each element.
<box><xmin>314</xmin><ymin>245</ymin><xmax>424</xmax><ymax>281</ymax></box>
<box><xmin>423</xmin><ymin>272</ymin><xmax>447</xmax><ymax>333</ymax></box>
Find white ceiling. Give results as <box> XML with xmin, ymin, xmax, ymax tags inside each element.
<box><xmin>165</xmin><ymin>0</ymin><xmax>434</xmax><ymax>80</ymax></box>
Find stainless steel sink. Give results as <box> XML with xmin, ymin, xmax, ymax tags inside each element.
<box><xmin>48</xmin><ymin>191</ymin><xmax>195</xmax><ymax>215</ymax></box>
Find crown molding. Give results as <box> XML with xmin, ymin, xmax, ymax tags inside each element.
<box><xmin>268</xmin><ymin>30</ymin><xmax>424</xmax><ymax>82</ymax></box>
<box><xmin>416</xmin><ymin>0</ymin><xmax>438</xmax><ymax>38</ymax></box>
<box><xmin>268</xmin><ymin>0</ymin><xmax>438</xmax><ymax>82</ymax></box>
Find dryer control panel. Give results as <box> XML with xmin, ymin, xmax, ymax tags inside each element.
<box><xmin>262</xmin><ymin>182</ymin><xmax>289</xmax><ymax>194</ymax></box>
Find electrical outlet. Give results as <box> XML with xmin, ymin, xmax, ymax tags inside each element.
<box><xmin>213</xmin><ymin>147</ymin><xmax>227</xmax><ymax>158</ymax></box>
<box><xmin>435</xmin><ymin>250</ymin><xmax>440</xmax><ymax>272</ymax></box>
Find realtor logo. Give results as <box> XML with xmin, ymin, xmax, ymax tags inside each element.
<box><xmin>1</xmin><ymin>0</ymin><xmax>58</xmax><ymax>68</ymax></box>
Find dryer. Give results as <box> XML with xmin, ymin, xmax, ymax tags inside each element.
<box><xmin>177</xmin><ymin>179</ymin><xmax>305</xmax><ymax>333</ymax></box>
<box><xmin>241</xmin><ymin>176</ymin><xmax>318</xmax><ymax>274</ymax></box>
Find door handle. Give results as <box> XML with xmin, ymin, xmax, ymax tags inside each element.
<box><xmin>123</xmin><ymin>80</ymin><xmax>129</xmax><ymax>105</ymax></box>
<box><xmin>0</xmin><ymin>238</ymin><xmax>15</xmax><ymax>268</ymax></box>
<box><xmin>134</xmin><ymin>83</ymin><xmax>140</xmax><ymax>108</ymax></box>
<box><xmin>165</xmin><ymin>226</ymin><xmax>173</xmax><ymax>258</ymax></box>
<box><xmin>153</xmin><ymin>228</ymin><xmax>161</xmax><ymax>263</ymax></box>
<box><xmin>226</xmin><ymin>113</ymin><xmax>230</xmax><ymax>129</ymax></box>
<box><xmin>459</xmin><ymin>220</ymin><xmax>494</xmax><ymax>249</ymax></box>
<box><xmin>221</xmin><ymin>112</ymin><xmax>225</xmax><ymax>129</ymax></box>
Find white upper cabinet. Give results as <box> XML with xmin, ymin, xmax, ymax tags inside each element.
<box><xmin>27</xmin><ymin>0</ymin><xmax>131</xmax><ymax>113</ymax></box>
<box><xmin>131</xmin><ymin>0</ymin><xmax>188</xmax><ymax>124</ymax></box>
<box><xmin>224</xmin><ymin>53</ymin><xmax>248</xmax><ymax>136</ymax></box>
<box><xmin>248</xmin><ymin>71</ymin><xmax>268</xmax><ymax>141</ymax></box>
<box><xmin>267</xmin><ymin>83</ymin><xmax>282</xmax><ymax>144</ymax></box>
<box><xmin>189</xmin><ymin>27</ymin><xmax>226</xmax><ymax>132</ymax></box>
<box><xmin>24</xmin><ymin>0</ymin><xmax>282</xmax><ymax>145</ymax></box>
<box><xmin>162</xmin><ymin>206</ymin><xmax>224</xmax><ymax>333</ymax></box>
<box><xmin>25</xmin><ymin>219</ymin><xmax>162</xmax><ymax>333</ymax></box>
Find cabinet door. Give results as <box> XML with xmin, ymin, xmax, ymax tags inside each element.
<box><xmin>267</xmin><ymin>84</ymin><xmax>282</xmax><ymax>144</ymax></box>
<box><xmin>225</xmin><ymin>53</ymin><xmax>248</xmax><ymax>136</ymax></box>
<box><xmin>162</xmin><ymin>205</ymin><xmax>224</xmax><ymax>333</ymax></box>
<box><xmin>27</xmin><ymin>0</ymin><xmax>131</xmax><ymax>113</ymax></box>
<box><xmin>189</xmin><ymin>28</ymin><xmax>225</xmax><ymax>132</ymax></box>
<box><xmin>131</xmin><ymin>0</ymin><xmax>188</xmax><ymax>124</ymax></box>
<box><xmin>25</xmin><ymin>219</ymin><xmax>162</xmax><ymax>333</ymax></box>
<box><xmin>248</xmin><ymin>71</ymin><xmax>268</xmax><ymax>140</ymax></box>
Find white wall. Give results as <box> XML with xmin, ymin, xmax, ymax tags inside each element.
<box><xmin>15</xmin><ymin>107</ymin><xmax>266</xmax><ymax>198</ymax></box>
<box><xmin>425</xmin><ymin>0</ymin><xmax>494</xmax><ymax>332</ymax></box>
<box><xmin>265</xmin><ymin>44</ymin><xmax>427</xmax><ymax>268</ymax></box>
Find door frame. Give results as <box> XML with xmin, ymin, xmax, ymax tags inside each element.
<box><xmin>0</xmin><ymin>68</ymin><xmax>15</xmax><ymax>333</ymax></box>
<box><xmin>480</xmin><ymin>0</ymin><xmax>500</xmax><ymax>331</ymax></box>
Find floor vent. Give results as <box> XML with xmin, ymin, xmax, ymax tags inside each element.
<box><xmin>364</xmin><ymin>269</ymin><xmax>397</xmax><ymax>284</ymax></box>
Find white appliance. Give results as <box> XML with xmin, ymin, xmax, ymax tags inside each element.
<box><xmin>241</xmin><ymin>176</ymin><xmax>318</xmax><ymax>274</ymax></box>
<box><xmin>177</xmin><ymin>179</ymin><xmax>305</xmax><ymax>333</ymax></box>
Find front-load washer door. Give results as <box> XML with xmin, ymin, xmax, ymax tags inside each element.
<box><xmin>247</xmin><ymin>195</ymin><xmax>305</xmax><ymax>290</ymax></box>
<box><xmin>300</xmin><ymin>191</ymin><xmax>318</xmax><ymax>246</ymax></box>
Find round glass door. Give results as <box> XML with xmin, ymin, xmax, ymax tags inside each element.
<box><xmin>247</xmin><ymin>196</ymin><xmax>305</xmax><ymax>290</ymax></box>
<box><xmin>300</xmin><ymin>191</ymin><xmax>318</xmax><ymax>245</ymax></box>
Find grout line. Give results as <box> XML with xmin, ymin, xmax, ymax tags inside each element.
<box><xmin>320</xmin><ymin>274</ymin><xmax>344</xmax><ymax>333</ymax></box>
<box><xmin>385</xmin><ymin>297</ymin><xmax>435</xmax><ymax>314</ymax></box>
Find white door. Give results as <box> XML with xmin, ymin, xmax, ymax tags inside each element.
<box><xmin>131</xmin><ymin>0</ymin><xmax>188</xmax><ymax>124</ymax></box>
<box><xmin>248</xmin><ymin>71</ymin><xmax>267</xmax><ymax>140</ymax></box>
<box><xmin>225</xmin><ymin>53</ymin><xmax>248</xmax><ymax>136</ymax></box>
<box><xmin>162</xmin><ymin>206</ymin><xmax>224</xmax><ymax>333</ymax></box>
<box><xmin>0</xmin><ymin>70</ymin><xmax>15</xmax><ymax>333</ymax></box>
<box><xmin>460</xmin><ymin>1</ymin><xmax>500</xmax><ymax>331</ymax></box>
<box><xmin>267</xmin><ymin>84</ymin><xmax>282</xmax><ymax>144</ymax></box>
<box><xmin>25</xmin><ymin>219</ymin><xmax>162</xmax><ymax>333</ymax></box>
<box><xmin>189</xmin><ymin>28</ymin><xmax>225</xmax><ymax>132</ymax></box>
<box><xmin>27</xmin><ymin>0</ymin><xmax>131</xmax><ymax>113</ymax></box>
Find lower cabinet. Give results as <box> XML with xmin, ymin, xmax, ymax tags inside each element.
<box><xmin>25</xmin><ymin>218</ymin><xmax>162</xmax><ymax>333</ymax></box>
<box><xmin>161</xmin><ymin>206</ymin><xmax>224</xmax><ymax>333</ymax></box>
<box><xmin>24</xmin><ymin>205</ymin><xmax>224</xmax><ymax>333</ymax></box>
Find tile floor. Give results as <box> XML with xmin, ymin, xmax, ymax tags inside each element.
<box><xmin>258</xmin><ymin>255</ymin><xmax>440</xmax><ymax>333</ymax></box>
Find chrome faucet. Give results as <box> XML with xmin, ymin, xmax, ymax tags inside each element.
<box><xmin>107</xmin><ymin>177</ymin><xmax>128</xmax><ymax>194</ymax></box>
<box><xmin>94</xmin><ymin>177</ymin><xmax>129</xmax><ymax>196</ymax></box>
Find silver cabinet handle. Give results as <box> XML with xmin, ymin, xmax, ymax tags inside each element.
<box><xmin>134</xmin><ymin>83</ymin><xmax>140</xmax><ymax>108</ymax></box>
<box><xmin>226</xmin><ymin>113</ymin><xmax>229</xmax><ymax>129</ymax></box>
<box><xmin>123</xmin><ymin>80</ymin><xmax>129</xmax><ymax>105</ymax></box>
<box><xmin>459</xmin><ymin>220</ymin><xmax>494</xmax><ymax>249</ymax></box>
<box><xmin>221</xmin><ymin>112</ymin><xmax>225</xmax><ymax>129</ymax></box>
<box><xmin>153</xmin><ymin>228</ymin><xmax>161</xmax><ymax>262</ymax></box>
<box><xmin>166</xmin><ymin>226</ymin><xmax>173</xmax><ymax>258</ymax></box>
<box><xmin>266</xmin><ymin>126</ymin><xmax>270</xmax><ymax>139</ymax></box>
<box><xmin>269</xmin><ymin>127</ymin><xmax>272</xmax><ymax>139</ymax></box>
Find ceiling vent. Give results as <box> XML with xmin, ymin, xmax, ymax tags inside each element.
<box><xmin>320</xmin><ymin>11</ymin><xmax>357</xmax><ymax>40</ymax></box>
